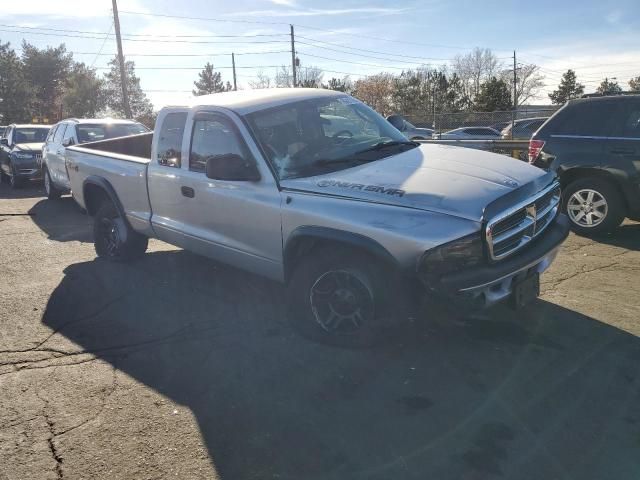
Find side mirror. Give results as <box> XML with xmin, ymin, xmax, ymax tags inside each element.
<box><xmin>387</xmin><ymin>115</ymin><xmax>406</xmax><ymax>131</ymax></box>
<box><xmin>62</xmin><ymin>138</ymin><xmax>74</xmax><ymax>147</ymax></box>
<box><xmin>205</xmin><ymin>154</ymin><xmax>260</xmax><ymax>182</ymax></box>
<box><xmin>0</xmin><ymin>138</ymin><xmax>8</xmax><ymax>146</ymax></box>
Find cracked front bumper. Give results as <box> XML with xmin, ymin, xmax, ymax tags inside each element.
<box><xmin>433</xmin><ymin>214</ymin><xmax>570</xmax><ymax>309</ymax></box>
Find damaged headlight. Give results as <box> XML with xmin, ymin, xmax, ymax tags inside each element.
<box><xmin>419</xmin><ymin>233</ymin><xmax>485</xmax><ymax>280</ymax></box>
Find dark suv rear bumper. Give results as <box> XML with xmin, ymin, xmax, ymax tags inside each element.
<box><xmin>433</xmin><ymin>214</ymin><xmax>570</xmax><ymax>308</ymax></box>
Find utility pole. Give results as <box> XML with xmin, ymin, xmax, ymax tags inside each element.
<box><xmin>112</xmin><ymin>0</ymin><xmax>132</xmax><ymax>118</ymax></box>
<box><xmin>511</xmin><ymin>50</ymin><xmax>517</xmax><ymax>139</ymax></box>
<box><xmin>290</xmin><ymin>24</ymin><xmax>297</xmax><ymax>87</ymax></box>
<box><xmin>231</xmin><ymin>53</ymin><xmax>237</xmax><ymax>91</ymax></box>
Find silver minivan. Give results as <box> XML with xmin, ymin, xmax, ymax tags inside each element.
<box><xmin>42</xmin><ymin>118</ymin><xmax>148</xmax><ymax>199</ymax></box>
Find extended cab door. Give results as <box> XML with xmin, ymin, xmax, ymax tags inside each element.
<box><xmin>45</xmin><ymin>123</ymin><xmax>67</xmax><ymax>186</ymax></box>
<box><xmin>147</xmin><ymin>110</ymin><xmax>190</xmax><ymax>247</ymax></box>
<box><xmin>173</xmin><ymin>109</ymin><xmax>283</xmax><ymax>281</ymax></box>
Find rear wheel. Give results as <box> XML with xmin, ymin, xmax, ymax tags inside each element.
<box><xmin>562</xmin><ymin>177</ymin><xmax>625</xmax><ymax>235</ymax></box>
<box><xmin>286</xmin><ymin>247</ymin><xmax>397</xmax><ymax>347</ymax></box>
<box><xmin>43</xmin><ymin>168</ymin><xmax>62</xmax><ymax>200</ymax></box>
<box><xmin>93</xmin><ymin>202</ymin><xmax>148</xmax><ymax>262</ymax></box>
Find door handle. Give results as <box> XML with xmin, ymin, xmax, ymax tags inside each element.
<box><xmin>181</xmin><ymin>186</ymin><xmax>195</xmax><ymax>198</ymax></box>
<box><xmin>610</xmin><ymin>148</ymin><xmax>635</xmax><ymax>155</ymax></box>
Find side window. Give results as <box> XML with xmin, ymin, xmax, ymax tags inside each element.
<box><xmin>551</xmin><ymin>102</ymin><xmax>611</xmax><ymax>136</ymax></box>
<box><xmin>157</xmin><ymin>112</ymin><xmax>187</xmax><ymax>168</ymax></box>
<box><xmin>189</xmin><ymin>115</ymin><xmax>248</xmax><ymax>173</ymax></box>
<box><xmin>610</xmin><ymin>103</ymin><xmax>640</xmax><ymax>139</ymax></box>
<box><xmin>62</xmin><ymin>124</ymin><xmax>75</xmax><ymax>144</ymax></box>
<box><xmin>53</xmin><ymin>124</ymin><xmax>66</xmax><ymax>143</ymax></box>
<box><xmin>5</xmin><ymin>127</ymin><xmax>13</xmax><ymax>143</ymax></box>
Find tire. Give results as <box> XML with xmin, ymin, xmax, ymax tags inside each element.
<box><xmin>93</xmin><ymin>202</ymin><xmax>148</xmax><ymax>262</ymax></box>
<box><xmin>8</xmin><ymin>163</ymin><xmax>24</xmax><ymax>189</ymax></box>
<box><xmin>562</xmin><ymin>177</ymin><xmax>625</xmax><ymax>235</ymax></box>
<box><xmin>43</xmin><ymin>168</ymin><xmax>62</xmax><ymax>200</ymax></box>
<box><xmin>286</xmin><ymin>247</ymin><xmax>397</xmax><ymax>347</ymax></box>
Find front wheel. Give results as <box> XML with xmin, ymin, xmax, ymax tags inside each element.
<box><xmin>286</xmin><ymin>248</ymin><xmax>395</xmax><ymax>347</ymax></box>
<box><xmin>562</xmin><ymin>177</ymin><xmax>625</xmax><ymax>235</ymax></box>
<box><xmin>43</xmin><ymin>168</ymin><xmax>62</xmax><ymax>200</ymax></box>
<box><xmin>93</xmin><ymin>202</ymin><xmax>148</xmax><ymax>262</ymax></box>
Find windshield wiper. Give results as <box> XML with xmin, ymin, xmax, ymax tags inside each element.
<box><xmin>354</xmin><ymin>140</ymin><xmax>418</xmax><ymax>155</ymax></box>
<box><xmin>312</xmin><ymin>157</ymin><xmax>371</xmax><ymax>167</ymax></box>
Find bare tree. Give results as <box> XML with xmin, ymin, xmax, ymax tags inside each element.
<box><xmin>352</xmin><ymin>73</ymin><xmax>395</xmax><ymax>115</ymax></box>
<box><xmin>509</xmin><ymin>64</ymin><xmax>545</xmax><ymax>105</ymax></box>
<box><xmin>298</xmin><ymin>65</ymin><xmax>324</xmax><ymax>88</ymax></box>
<box><xmin>248</xmin><ymin>70</ymin><xmax>272</xmax><ymax>89</ymax></box>
<box><xmin>452</xmin><ymin>47</ymin><xmax>502</xmax><ymax>104</ymax></box>
<box><xmin>275</xmin><ymin>65</ymin><xmax>293</xmax><ymax>87</ymax></box>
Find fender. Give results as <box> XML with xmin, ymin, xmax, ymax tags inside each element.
<box><xmin>283</xmin><ymin>225</ymin><xmax>398</xmax><ymax>282</ymax></box>
<box><xmin>82</xmin><ymin>175</ymin><xmax>126</xmax><ymax>219</ymax></box>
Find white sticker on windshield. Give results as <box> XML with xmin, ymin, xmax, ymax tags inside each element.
<box><xmin>337</xmin><ymin>96</ymin><xmax>359</xmax><ymax>105</ymax></box>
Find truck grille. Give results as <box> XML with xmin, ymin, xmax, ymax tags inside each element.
<box><xmin>486</xmin><ymin>182</ymin><xmax>561</xmax><ymax>260</ymax></box>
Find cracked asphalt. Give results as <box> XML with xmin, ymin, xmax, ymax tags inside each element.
<box><xmin>1</xmin><ymin>182</ymin><xmax>639</xmax><ymax>480</ymax></box>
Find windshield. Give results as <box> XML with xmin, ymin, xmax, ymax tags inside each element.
<box><xmin>246</xmin><ymin>96</ymin><xmax>414</xmax><ymax>180</ymax></box>
<box><xmin>76</xmin><ymin>123</ymin><xmax>149</xmax><ymax>144</ymax></box>
<box><xmin>14</xmin><ymin>127</ymin><xmax>50</xmax><ymax>143</ymax></box>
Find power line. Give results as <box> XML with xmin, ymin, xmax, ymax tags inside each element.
<box><xmin>90</xmin><ymin>21</ymin><xmax>113</xmax><ymax>68</ymax></box>
<box><xmin>16</xmin><ymin>49</ymin><xmax>291</xmax><ymax>57</ymax></box>
<box><xmin>119</xmin><ymin>10</ymin><xmax>288</xmax><ymax>26</ymax></box>
<box><xmin>0</xmin><ymin>23</ymin><xmax>288</xmax><ymax>38</ymax></box>
<box><xmin>297</xmin><ymin>51</ymin><xmax>423</xmax><ymax>70</ymax></box>
<box><xmin>94</xmin><ymin>65</ymin><xmax>286</xmax><ymax>70</ymax></box>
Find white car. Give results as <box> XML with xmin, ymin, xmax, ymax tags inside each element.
<box><xmin>42</xmin><ymin>118</ymin><xmax>148</xmax><ymax>199</ymax></box>
<box><xmin>434</xmin><ymin>127</ymin><xmax>501</xmax><ymax>140</ymax></box>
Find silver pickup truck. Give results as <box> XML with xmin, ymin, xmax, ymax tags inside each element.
<box><xmin>66</xmin><ymin>88</ymin><xmax>569</xmax><ymax>345</ymax></box>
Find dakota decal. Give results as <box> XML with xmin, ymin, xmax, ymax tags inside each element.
<box><xmin>317</xmin><ymin>179</ymin><xmax>405</xmax><ymax>197</ymax></box>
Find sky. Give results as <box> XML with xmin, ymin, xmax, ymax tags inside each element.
<box><xmin>1</xmin><ymin>0</ymin><xmax>639</xmax><ymax>110</ymax></box>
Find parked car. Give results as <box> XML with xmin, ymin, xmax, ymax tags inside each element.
<box><xmin>490</xmin><ymin>121</ymin><xmax>510</xmax><ymax>132</ymax></box>
<box><xmin>434</xmin><ymin>127</ymin><xmax>501</xmax><ymax>140</ymax></box>
<box><xmin>501</xmin><ymin>117</ymin><xmax>548</xmax><ymax>140</ymax></box>
<box><xmin>0</xmin><ymin>124</ymin><xmax>50</xmax><ymax>188</ymax></box>
<box><xmin>529</xmin><ymin>94</ymin><xmax>640</xmax><ymax>234</ymax></box>
<box><xmin>65</xmin><ymin>88</ymin><xmax>568</xmax><ymax>345</ymax></box>
<box><xmin>42</xmin><ymin>118</ymin><xmax>149</xmax><ymax>199</ymax></box>
<box><xmin>386</xmin><ymin>114</ymin><xmax>434</xmax><ymax>140</ymax></box>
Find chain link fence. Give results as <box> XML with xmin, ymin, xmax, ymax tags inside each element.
<box><xmin>405</xmin><ymin>106</ymin><xmax>560</xmax><ymax>133</ymax></box>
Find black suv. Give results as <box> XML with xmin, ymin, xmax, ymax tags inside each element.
<box><xmin>529</xmin><ymin>95</ymin><xmax>640</xmax><ymax>235</ymax></box>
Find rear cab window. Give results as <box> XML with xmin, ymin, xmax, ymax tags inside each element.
<box><xmin>53</xmin><ymin>124</ymin><xmax>67</xmax><ymax>143</ymax></box>
<box><xmin>156</xmin><ymin>112</ymin><xmax>188</xmax><ymax>168</ymax></box>
<box><xmin>541</xmin><ymin>100</ymin><xmax>613</xmax><ymax>138</ymax></box>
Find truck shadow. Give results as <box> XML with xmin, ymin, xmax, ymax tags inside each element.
<box><xmin>41</xmin><ymin>250</ymin><xmax>640</xmax><ymax>480</ymax></box>
<box><xmin>591</xmin><ymin>223</ymin><xmax>640</xmax><ymax>252</ymax></box>
<box><xmin>27</xmin><ymin>197</ymin><xmax>93</xmax><ymax>242</ymax></box>
<box><xmin>0</xmin><ymin>181</ymin><xmax>45</xmax><ymax>200</ymax></box>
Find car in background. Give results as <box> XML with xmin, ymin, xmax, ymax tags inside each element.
<box><xmin>434</xmin><ymin>127</ymin><xmax>501</xmax><ymax>140</ymax></box>
<box><xmin>490</xmin><ymin>121</ymin><xmax>510</xmax><ymax>132</ymax></box>
<box><xmin>386</xmin><ymin>114</ymin><xmax>434</xmax><ymax>140</ymax></box>
<box><xmin>0</xmin><ymin>124</ymin><xmax>50</xmax><ymax>188</ymax></box>
<box><xmin>501</xmin><ymin>117</ymin><xmax>548</xmax><ymax>140</ymax></box>
<box><xmin>42</xmin><ymin>118</ymin><xmax>149</xmax><ymax>199</ymax></box>
<box><xmin>529</xmin><ymin>94</ymin><xmax>640</xmax><ymax>234</ymax></box>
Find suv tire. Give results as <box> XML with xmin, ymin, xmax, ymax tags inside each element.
<box><xmin>562</xmin><ymin>177</ymin><xmax>625</xmax><ymax>235</ymax></box>
<box><xmin>94</xmin><ymin>202</ymin><xmax>148</xmax><ymax>261</ymax></box>
<box><xmin>286</xmin><ymin>247</ymin><xmax>396</xmax><ymax>347</ymax></box>
<box><xmin>43</xmin><ymin>168</ymin><xmax>62</xmax><ymax>200</ymax></box>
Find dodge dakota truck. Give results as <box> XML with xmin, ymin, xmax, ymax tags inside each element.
<box><xmin>66</xmin><ymin>88</ymin><xmax>569</xmax><ymax>345</ymax></box>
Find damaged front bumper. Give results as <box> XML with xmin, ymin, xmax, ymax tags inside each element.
<box><xmin>429</xmin><ymin>214</ymin><xmax>570</xmax><ymax>309</ymax></box>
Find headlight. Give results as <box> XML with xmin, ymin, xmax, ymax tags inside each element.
<box><xmin>419</xmin><ymin>233</ymin><xmax>484</xmax><ymax>280</ymax></box>
<box><xmin>13</xmin><ymin>152</ymin><xmax>34</xmax><ymax>159</ymax></box>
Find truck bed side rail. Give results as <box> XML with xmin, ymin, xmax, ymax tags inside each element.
<box><xmin>73</xmin><ymin>132</ymin><xmax>153</xmax><ymax>160</ymax></box>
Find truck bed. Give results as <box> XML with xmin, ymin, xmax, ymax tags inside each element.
<box><xmin>66</xmin><ymin>132</ymin><xmax>154</xmax><ymax>236</ymax></box>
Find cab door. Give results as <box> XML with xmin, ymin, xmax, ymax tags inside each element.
<box><xmin>176</xmin><ymin>110</ymin><xmax>283</xmax><ymax>281</ymax></box>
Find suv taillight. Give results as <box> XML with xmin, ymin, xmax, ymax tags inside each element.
<box><xmin>528</xmin><ymin>139</ymin><xmax>545</xmax><ymax>164</ymax></box>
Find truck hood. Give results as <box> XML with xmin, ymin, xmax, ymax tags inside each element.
<box><xmin>281</xmin><ymin>144</ymin><xmax>548</xmax><ymax>222</ymax></box>
<box><xmin>14</xmin><ymin>143</ymin><xmax>44</xmax><ymax>152</ymax></box>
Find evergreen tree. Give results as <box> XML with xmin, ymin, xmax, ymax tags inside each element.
<box><xmin>62</xmin><ymin>63</ymin><xmax>105</xmax><ymax>118</ymax></box>
<box><xmin>20</xmin><ymin>41</ymin><xmax>72</xmax><ymax>121</ymax></box>
<box><xmin>596</xmin><ymin>77</ymin><xmax>622</xmax><ymax>95</ymax></box>
<box><xmin>629</xmin><ymin>76</ymin><xmax>640</xmax><ymax>92</ymax></box>
<box><xmin>0</xmin><ymin>40</ymin><xmax>33</xmax><ymax>123</ymax></box>
<box><xmin>548</xmin><ymin>70</ymin><xmax>584</xmax><ymax>104</ymax></box>
<box><xmin>473</xmin><ymin>77</ymin><xmax>512</xmax><ymax>111</ymax></box>
<box><xmin>192</xmin><ymin>63</ymin><xmax>229</xmax><ymax>95</ymax></box>
<box><xmin>103</xmin><ymin>56</ymin><xmax>153</xmax><ymax>120</ymax></box>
